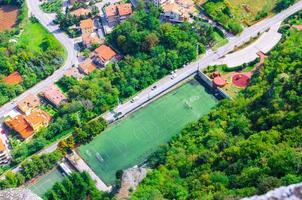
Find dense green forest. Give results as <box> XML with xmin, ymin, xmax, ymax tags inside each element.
<box><xmin>44</xmin><ymin>172</ymin><xmax>110</xmax><ymax>200</ymax></box>
<box><xmin>131</xmin><ymin>24</ymin><xmax>302</xmax><ymax>199</ymax></box>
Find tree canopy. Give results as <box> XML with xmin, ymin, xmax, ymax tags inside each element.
<box><xmin>132</xmin><ymin>24</ymin><xmax>302</xmax><ymax>199</ymax></box>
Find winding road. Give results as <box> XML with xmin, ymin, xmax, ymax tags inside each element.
<box><xmin>0</xmin><ymin>0</ymin><xmax>77</xmax><ymax>119</ymax></box>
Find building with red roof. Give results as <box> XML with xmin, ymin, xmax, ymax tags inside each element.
<box><xmin>3</xmin><ymin>71</ymin><xmax>23</xmax><ymax>85</ymax></box>
<box><xmin>93</xmin><ymin>45</ymin><xmax>117</xmax><ymax>66</ymax></box>
<box><xmin>78</xmin><ymin>59</ymin><xmax>96</xmax><ymax>75</ymax></box>
<box><xmin>104</xmin><ymin>3</ymin><xmax>132</xmax><ymax>26</ymax></box>
<box><xmin>80</xmin><ymin>18</ymin><xmax>94</xmax><ymax>35</ymax></box>
<box><xmin>5</xmin><ymin>109</ymin><xmax>51</xmax><ymax>140</ymax></box>
<box><xmin>43</xmin><ymin>85</ymin><xmax>67</xmax><ymax>107</ymax></box>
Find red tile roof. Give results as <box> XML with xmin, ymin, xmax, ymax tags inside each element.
<box><xmin>117</xmin><ymin>3</ymin><xmax>132</xmax><ymax>16</ymax></box>
<box><xmin>105</xmin><ymin>5</ymin><xmax>118</xmax><ymax>17</ymax></box>
<box><xmin>3</xmin><ymin>71</ymin><xmax>23</xmax><ymax>85</ymax></box>
<box><xmin>80</xmin><ymin>18</ymin><xmax>93</xmax><ymax>29</ymax></box>
<box><xmin>82</xmin><ymin>33</ymin><xmax>102</xmax><ymax>46</ymax></box>
<box><xmin>25</xmin><ymin>109</ymin><xmax>52</xmax><ymax>129</ymax></box>
<box><xmin>94</xmin><ymin>45</ymin><xmax>117</xmax><ymax>63</ymax></box>
<box><xmin>70</xmin><ymin>8</ymin><xmax>91</xmax><ymax>17</ymax></box>
<box><xmin>43</xmin><ymin>85</ymin><xmax>67</xmax><ymax>107</ymax></box>
<box><xmin>5</xmin><ymin>115</ymin><xmax>34</xmax><ymax>140</ymax></box>
<box><xmin>79</xmin><ymin>59</ymin><xmax>96</xmax><ymax>74</ymax></box>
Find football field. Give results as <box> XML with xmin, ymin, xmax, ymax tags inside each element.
<box><xmin>78</xmin><ymin>79</ymin><xmax>219</xmax><ymax>185</ymax></box>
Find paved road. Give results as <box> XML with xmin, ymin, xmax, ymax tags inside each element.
<box><xmin>103</xmin><ymin>0</ymin><xmax>302</xmax><ymax>122</ymax></box>
<box><xmin>212</xmin><ymin>23</ymin><xmax>282</xmax><ymax>67</ymax></box>
<box><xmin>0</xmin><ymin>0</ymin><xmax>77</xmax><ymax>119</ymax></box>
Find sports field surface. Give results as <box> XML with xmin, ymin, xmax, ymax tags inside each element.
<box><xmin>78</xmin><ymin>79</ymin><xmax>219</xmax><ymax>185</ymax></box>
<box><xmin>28</xmin><ymin>168</ymin><xmax>64</xmax><ymax>197</ymax></box>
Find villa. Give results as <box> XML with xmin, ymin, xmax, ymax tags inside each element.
<box><xmin>4</xmin><ymin>110</ymin><xmax>51</xmax><ymax>140</ymax></box>
<box><xmin>80</xmin><ymin>18</ymin><xmax>94</xmax><ymax>35</ymax></box>
<box><xmin>78</xmin><ymin>59</ymin><xmax>96</xmax><ymax>75</ymax></box>
<box><xmin>93</xmin><ymin>45</ymin><xmax>117</xmax><ymax>66</ymax></box>
<box><xmin>3</xmin><ymin>71</ymin><xmax>23</xmax><ymax>85</ymax></box>
<box><xmin>17</xmin><ymin>94</ymin><xmax>41</xmax><ymax>115</ymax></box>
<box><xmin>43</xmin><ymin>85</ymin><xmax>67</xmax><ymax>108</ymax></box>
<box><xmin>104</xmin><ymin>3</ymin><xmax>133</xmax><ymax>26</ymax></box>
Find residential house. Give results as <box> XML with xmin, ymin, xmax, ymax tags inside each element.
<box><xmin>3</xmin><ymin>71</ymin><xmax>23</xmax><ymax>85</ymax></box>
<box><xmin>117</xmin><ymin>3</ymin><xmax>133</xmax><ymax>22</ymax></box>
<box><xmin>43</xmin><ymin>85</ymin><xmax>67</xmax><ymax>108</ymax></box>
<box><xmin>162</xmin><ymin>3</ymin><xmax>185</xmax><ymax>22</ymax></box>
<box><xmin>78</xmin><ymin>59</ymin><xmax>96</xmax><ymax>75</ymax></box>
<box><xmin>104</xmin><ymin>3</ymin><xmax>133</xmax><ymax>26</ymax></box>
<box><xmin>5</xmin><ymin>110</ymin><xmax>51</xmax><ymax>140</ymax></box>
<box><xmin>70</xmin><ymin>8</ymin><xmax>91</xmax><ymax>18</ymax></box>
<box><xmin>17</xmin><ymin>94</ymin><xmax>41</xmax><ymax>115</ymax></box>
<box><xmin>156</xmin><ymin>0</ymin><xmax>197</xmax><ymax>22</ymax></box>
<box><xmin>0</xmin><ymin>139</ymin><xmax>9</xmax><ymax>165</ymax></box>
<box><xmin>105</xmin><ymin>5</ymin><xmax>119</xmax><ymax>26</ymax></box>
<box><xmin>80</xmin><ymin>18</ymin><xmax>94</xmax><ymax>35</ymax></box>
<box><xmin>4</xmin><ymin>115</ymin><xmax>34</xmax><ymax>140</ymax></box>
<box><xmin>82</xmin><ymin>32</ymin><xmax>103</xmax><ymax>48</ymax></box>
<box><xmin>25</xmin><ymin>110</ymin><xmax>52</xmax><ymax>132</ymax></box>
<box><xmin>93</xmin><ymin>45</ymin><xmax>117</xmax><ymax>66</ymax></box>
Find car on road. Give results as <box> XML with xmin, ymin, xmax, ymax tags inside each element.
<box><xmin>130</xmin><ymin>96</ymin><xmax>139</xmax><ymax>103</ymax></box>
<box><xmin>171</xmin><ymin>74</ymin><xmax>177</xmax><ymax>79</ymax></box>
<box><xmin>151</xmin><ymin>85</ymin><xmax>157</xmax><ymax>90</ymax></box>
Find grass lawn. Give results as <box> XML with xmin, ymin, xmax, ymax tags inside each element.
<box><xmin>78</xmin><ymin>79</ymin><xmax>219</xmax><ymax>185</ymax></box>
<box><xmin>212</xmin><ymin>32</ymin><xmax>229</xmax><ymax>50</ymax></box>
<box><xmin>18</xmin><ymin>21</ymin><xmax>66</xmax><ymax>57</ymax></box>
<box><xmin>40</xmin><ymin>103</ymin><xmax>57</xmax><ymax>116</ymax></box>
<box><xmin>227</xmin><ymin>0</ymin><xmax>276</xmax><ymax>25</ymax></box>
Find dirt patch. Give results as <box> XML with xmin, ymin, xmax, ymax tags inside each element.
<box><xmin>0</xmin><ymin>5</ymin><xmax>19</xmax><ymax>32</ymax></box>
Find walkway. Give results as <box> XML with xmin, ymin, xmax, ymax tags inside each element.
<box><xmin>66</xmin><ymin>151</ymin><xmax>111</xmax><ymax>192</ymax></box>
<box><xmin>211</xmin><ymin>23</ymin><xmax>282</xmax><ymax>68</ymax></box>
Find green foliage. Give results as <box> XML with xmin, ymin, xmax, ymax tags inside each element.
<box><xmin>40</xmin><ymin>0</ymin><xmax>62</xmax><ymax>13</ymax></box>
<box><xmin>0</xmin><ymin>171</ymin><xmax>25</xmax><ymax>189</ymax></box>
<box><xmin>74</xmin><ymin>117</ymin><xmax>108</xmax><ymax>144</ymax></box>
<box><xmin>0</xmin><ymin>151</ymin><xmax>62</xmax><ymax>190</ymax></box>
<box><xmin>44</xmin><ymin>172</ymin><xmax>109</xmax><ymax>200</ymax></box>
<box><xmin>132</xmin><ymin>29</ymin><xmax>302</xmax><ymax>199</ymax></box>
<box><xmin>0</xmin><ymin>19</ymin><xmax>65</xmax><ymax>106</ymax></box>
<box><xmin>203</xmin><ymin>1</ymin><xmax>243</xmax><ymax>34</ymax></box>
<box><xmin>20</xmin><ymin>150</ymin><xmax>63</xmax><ymax>181</ymax></box>
<box><xmin>274</xmin><ymin>0</ymin><xmax>295</xmax><ymax>12</ymax></box>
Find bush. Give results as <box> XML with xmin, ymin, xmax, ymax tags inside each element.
<box><xmin>228</xmin><ymin>21</ymin><xmax>243</xmax><ymax>34</ymax></box>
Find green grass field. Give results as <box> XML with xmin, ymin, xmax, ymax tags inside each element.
<box><xmin>28</xmin><ymin>168</ymin><xmax>64</xmax><ymax>197</ymax></box>
<box><xmin>227</xmin><ymin>0</ymin><xmax>276</xmax><ymax>25</ymax></box>
<box><xmin>18</xmin><ymin>21</ymin><xmax>66</xmax><ymax>56</ymax></box>
<box><xmin>78</xmin><ymin>79</ymin><xmax>219</xmax><ymax>185</ymax></box>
